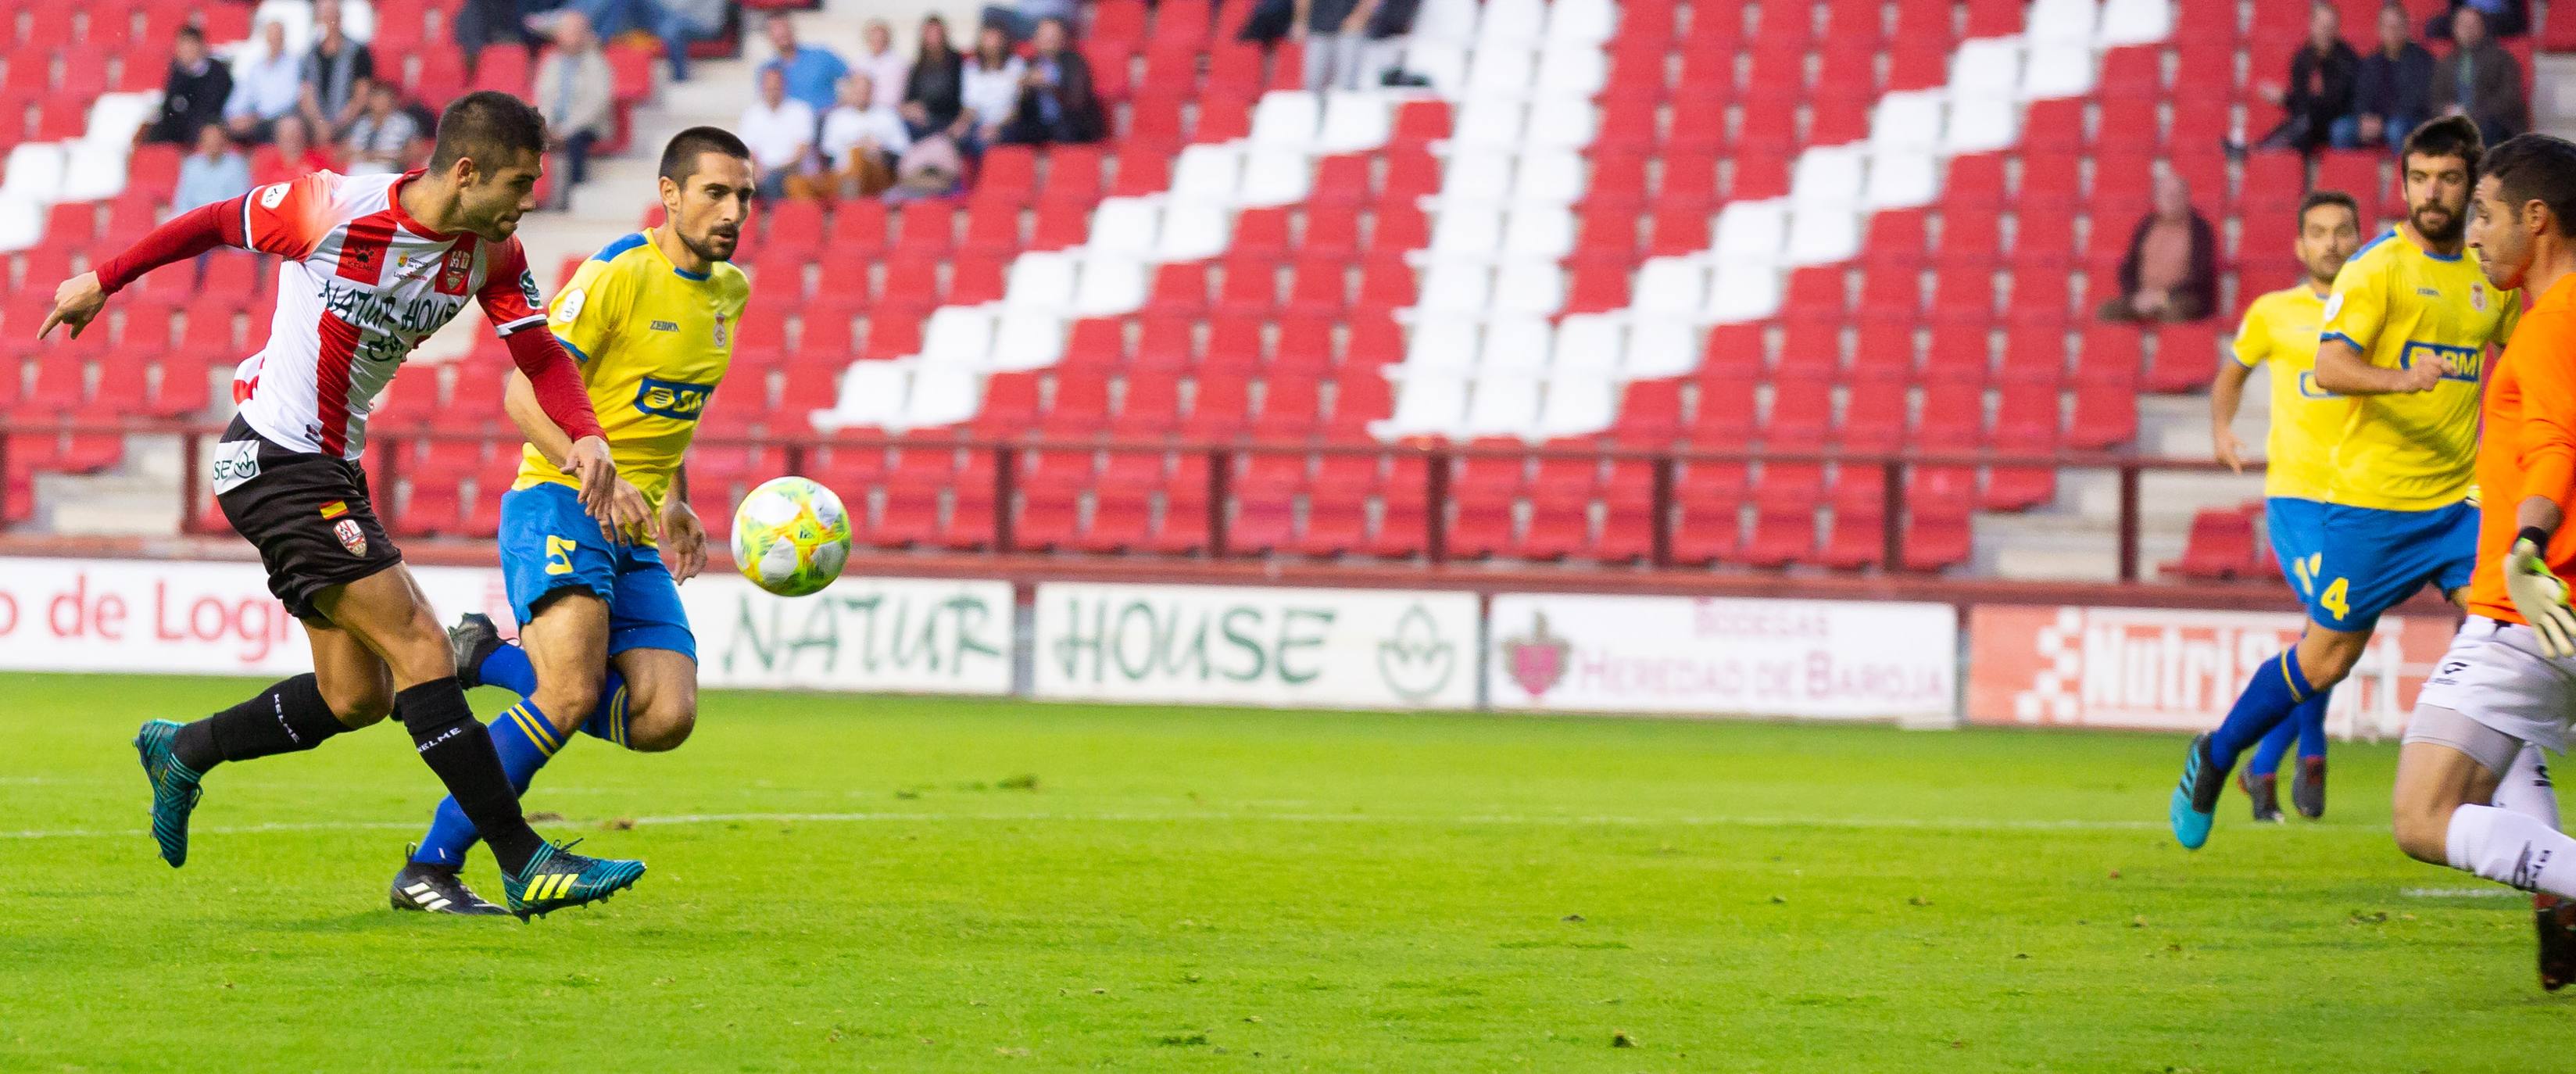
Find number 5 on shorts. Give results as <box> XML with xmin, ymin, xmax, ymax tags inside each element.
<box><xmin>545</xmin><ymin>535</ymin><xmax>577</xmax><ymax>576</ymax></box>
<box><xmin>2318</xmin><ymin>576</ymin><xmax>2349</xmax><ymax>622</ymax></box>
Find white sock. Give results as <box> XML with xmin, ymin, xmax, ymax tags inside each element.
<box><xmin>2493</xmin><ymin>745</ymin><xmax>2561</xmax><ymax>830</ymax></box>
<box><xmin>2445</xmin><ymin>804</ymin><xmax>2576</xmax><ymax>897</ymax></box>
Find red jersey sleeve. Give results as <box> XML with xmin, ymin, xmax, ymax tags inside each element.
<box><xmin>239</xmin><ymin>172</ymin><xmax>345</xmax><ymax>260</ymax></box>
<box><xmin>474</xmin><ymin>238</ymin><xmax>551</xmax><ymax>338</ymax></box>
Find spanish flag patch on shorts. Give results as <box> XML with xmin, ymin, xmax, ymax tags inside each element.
<box><xmin>319</xmin><ymin>500</ymin><xmax>349</xmax><ymax>520</ymax></box>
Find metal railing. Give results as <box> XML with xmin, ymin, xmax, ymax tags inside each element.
<box><xmin>0</xmin><ymin>418</ymin><xmax>2261</xmax><ymax>581</ymax></box>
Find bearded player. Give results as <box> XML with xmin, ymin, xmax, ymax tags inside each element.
<box><xmin>37</xmin><ymin>92</ymin><xmax>647</xmax><ymax>918</ymax></box>
<box><xmin>2383</xmin><ymin>132</ymin><xmax>2576</xmax><ymax>990</ymax></box>
<box><xmin>2170</xmin><ymin>117</ymin><xmax>2523</xmax><ymax>850</ymax></box>
<box><xmin>386</xmin><ymin>128</ymin><xmax>753</xmax><ymax>915</ymax></box>
<box><xmin>2209</xmin><ymin>190</ymin><xmax>2363</xmax><ymax>822</ymax></box>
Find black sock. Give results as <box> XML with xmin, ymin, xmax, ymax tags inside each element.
<box><xmin>396</xmin><ymin>678</ymin><xmax>546</xmax><ymax>876</ymax></box>
<box><xmin>171</xmin><ymin>674</ymin><xmax>347</xmax><ymax>772</ymax></box>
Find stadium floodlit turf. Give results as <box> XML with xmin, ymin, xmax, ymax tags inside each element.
<box><xmin>0</xmin><ymin>673</ymin><xmax>2565</xmax><ymax>1071</ymax></box>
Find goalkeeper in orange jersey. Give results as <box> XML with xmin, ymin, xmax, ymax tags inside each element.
<box><xmin>2388</xmin><ymin>133</ymin><xmax>2576</xmax><ymax>990</ymax></box>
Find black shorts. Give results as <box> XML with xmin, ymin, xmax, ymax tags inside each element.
<box><xmin>212</xmin><ymin>417</ymin><xmax>402</xmax><ymax>621</ymax></box>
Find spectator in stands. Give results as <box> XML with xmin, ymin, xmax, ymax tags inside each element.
<box><xmin>2098</xmin><ymin>169</ymin><xmax>2219</xmax><ymax>324</ymax></box>
<box><xmin>256</xmin><ymin>116</ymin><xmax>337</xmax><ymax>185</ymax></box>
<box><xmin>1297</xmin><ymin>0</ymin><xmax>1385</xmax><ymax>91</ymax></box>
<box><xmin>762</xmin><ymin>14</ymin><xmax>850</xmax><ymax>114</ymax></box>
<box><xmin>2426</xmin><ymin>0</ymin><xmax>2528</xmax><ymax>39</ymax></box>
<box><xmin>2430</xmin><ymin>6</ymin><xmax>2528</xmax><ymax>145</ymax></box>
<box><xmin>2251</xmin><ymin>3</ymin><xmax>2359</xmax><ymax>152</ymax></box>
<box><xmin>298</xmin><ymin>0</ymin><xmax>377</xmax><ymax>141</ymax></box>
<box><xmin>999</xmin><ymin>17</ymin><xmax>1105</xmax><ymax>146</ymax></box>
<box><xmin>143</xmin><ymin>27</ymin><xmax>234</xmax><ymax>146</ymax></box>
<box><xmin>455</xmin><ymin>0</ymin><xmax>532</xmax><ymax>57</ymax></box>
<box><xmin>557</xmin><ymin>0</ymin><xmax>728</xmax><ymax>82</ymax></box>
<box><xmin>855</xmin><ymin>20</ymin><xmax>910</xmax><ymax>109</ymax></box>
<box><xmin>740</xmin><ymin>66</ymin><xmax>816</xmax><ymax>200</ymax></box>
<box><xmin>798</xmin><ymin>72</ymin><xmax>909</xmax><ymax>200</ymax></box>
<box><xmin>224</xmin><ymin>20</ymin><xmax>306</xmax><ymax>143</ymax></box>
<box><xmin>900</xmin><ymin>16</ymin><xmax>968</xmax><ymax>141</ymax></box>
<box><xmin>341</xmin><ymin>82</ymin><xmax>425</xmax><ymax>174</ymax></box>
<box><xmin>981</xmin><ymin>0</ymin><xmax>1077</xmax><ymax>43</ymax></box>
<box><xmin>2344</xmin><ymin>3</ymin><xmax>2434</xmax><ymax>152</ymax></box>
<box><xmin>535</xmin><ymin>11</ymin><xmax>616</xmax><ymax>191</ymax></box>
<box><xmin>174</xmin><ymin>124</ymin><xmax>252</xmax><ymax>213</ymax></box>
<box><xmin>961</xmin><ymin>24</ymin><xmax>1026</xmax><ymax>147</ymax></box>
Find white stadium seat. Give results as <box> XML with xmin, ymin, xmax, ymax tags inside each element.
<box><xmin>1404</xmin><ymin>314</ymin><xmax>1483</xmax><ymax>372</ymax></box>
<box><xmin>1501</xmin><ymin>205</ymin><xmax>1576</xmax><ymax>260</ymax></box>
<box><xmin>1313</xmin><ymin>91</ymin><xmax>1395</xmax><ymax>152</ymax></box>
<box><xmin>1619</xmin><ymin>317</ymin><xmax>1699</xmax><ymax>379</ymax></box>
<box><xmin>1408</xmin><ymin>0</ymin><xmax>1481</xmax><ymax>45</ymax></box>
<box><xmin>2027</xmin><ymin>0</ymin><xmax>2101</xmax><ymax>46</ymax></box>
<box><xmin>1474</xmin><ymin>0</ymin><xmax>1546</xmax><ymax>47</ymax></box>
<box><xmin>1462</xmin><ymin>374</ymin><xmax>1544</xmax><ymax>438</ymax></box>
<box><xmin>1436</xmin><ymin>148</ymin><xmax>1517</xmax><ymax>207</ymax></box>
<box><xmin>1545</xmin><ymin>0</ymin><xmax>1618</xmax><ymax>46</ymax></box>
<box><xmin>1086</xmin><ymin>199</ymin><xmax>1159</xmax><ymax>259</ymax></box>
<box><xmin>1401</xmin><ymin>42</ymin><xmax>1470</xmax><ymax>93</ymax></box>
<box><xmin>1154</xmin><ymin>202</ymin><xmax>1232</xmax><ymax>262</ymax></box>
<box><xmin>1710</xmin><ymin>199</ymin><xmax>1790</xmax><ymax>266</ymax></box>
<box><xmin>1447</xmin><ymin>98</ymin><xmax>1525</xmax><ymax>149</ymax></box>
<box><xmin>1522</xmin><ymin>95</ymin><xmax>1601</xmax><ymax>151</ymax></box>
<box><xmin>1169</xmin><ymin>145</ymin><xmax>1243</xmax><ymax>206</ymax></box>
<box><xmin>1869</xmin><ymin>91</ymin><xmax>1948</xmax><ymax>156</ymax></box>
<box><xmin>1003</xmin><ymin>251</ymin><xmax>1079</xmax><ymax>310</ymax></box>
<box><xmin>1237</xmin><ymin>147</ymin><xmax>1313</xmax><ymax>207</ymax></box>
<box><xmin>1466</xmin><ymin>43</ymin><xmax>1538</xmax><ymax>97</ymax></box>
<box><xmin>1550</xmin><ymin>314</ymin><xmax>1625</xmax><ymax>376</ymax></box>
<box><xmin>1945</xmin><ymin>93</ymin><xmax>2021</xmax><ymax>154</ymax></box>
<box><xmin>903</xmin><ymin>365</ymin><xmax>982</xmax><ymax>428</ymax></box>
<box><xmin>1372</xmin><ymin>371</ymin><xmax>1471</xmax><ymax>439</ymax></box>
<box><xmin>987</xmin><ymin>311</ymin><xmax>1067</xmax><ymax>371</ymax></box>
<box><xmin>1784</xmin><ymin>206</ymin><xmax>1862</xmax><ymax>267</ymax></box>
<box><xmin>1476</xmin><ymin>315</ymin><xmax>1555</xmax><ymax>373</ymax></box>
<box><xmin>1705</xmin><ymin>262</ymin><xmax>1785</xmax><ymax>324</ymax></box>
<box><xmin>2098</xmin><ymin>0</ymin><xmax>2174</xmax><ymax>45</ymax></box>
<box><xmin>1250</xmin><ymin>91</ymin><xmax>1322</xmax><ymax>149</ymax></box>
<box><xmin>1949</xmin><ymin>38</ymin><xmax>2026</xmax><ymax>99</ymax></box>
<box><xmin>1417</xmin><ymin>261</ymin><xmax>1494</xmax><ymax>315</ymax></box>
<box><xmin>1536</xmin><ymin>373</ymin><xmax>1616</xmax><ymax>439</ymax></box>
<box><xmin>55</xmin><ymin>141</ymin><xmax>130</xmax><ymax>202</ymax></box>
<box><xmin>810</xmin><ymin>360</ymin><xmax>910</xmax><ymax>431</ymax></box>
<box><xmin>1630</xmin><ymin>258</ymin><xmax>1708</xmax><ymax>318</ymax></box>
<box><xmin>1069</xmin><ymin>256</ymin><xmax>1148</xmax><ymax>317</ymax></box>
<box><xmin>1534</xmin><ymin>43</ymin><xmax>1608</xmax><ymax>98</ymax></box>
<box><xmin>1865</xmin><ymin>149</ymin><xmax>1941</xmax><ymax>210</ymax></box>
<box><xmin>1490</xmin><ymin>260</ymin><xmax>1565</xmax><ymax>317</ymax></box>
<box><xmin>1790</xmin><ymin>145</ymin><xmax>1866</xmax><ymax>211</ymax></box>
<box><xmin>919</xmin><ymin>307</ymin><xmax>996</xmax><ymax>366</ymax></box>
<box><xmin>2</xmin><ymin>144</ymin><xmax>66</xmax><ymax>204</ymax></box>
<box><xmin>1512</xmin><ymin>149</ymin><xmax>1587</xmax><ymax>209</ymax></box>
<box><xmin>2023</xmin><ymin>42</ymin><xmax>2099</xmax><ymax>99</ymax></box>
<box><xmin>1423</xmin><ymin>205</ymin><xmax>1504</xmax><ymax>261</ymax></box>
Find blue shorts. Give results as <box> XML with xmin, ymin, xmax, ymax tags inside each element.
<box><xmin>2265</xmin><ymin>497</ymin><xmax>2327</xmax><ymax>602</ymax></box>
<box><xmin>2308</xmin><ymin>501</ymin><xmax>2477</xmax><ymax>632</ymax></box>
<box><xmin>498</xmin><ymin>482</ymin><xmax>696</xmax><ymax>661</ymax></box>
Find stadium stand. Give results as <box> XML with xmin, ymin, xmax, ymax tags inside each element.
<box><xmin>0</xmin><ymin>0</ymin><xmax>2565</xmax><ymax>582</ymax></box>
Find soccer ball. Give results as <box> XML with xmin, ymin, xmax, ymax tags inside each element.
<box><xmin>731</xmin><ymin>476</ymin><xmax>853</xmax><ymax>597</ymax></box>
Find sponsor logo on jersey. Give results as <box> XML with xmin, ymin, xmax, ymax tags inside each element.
<box><xmin>553</xmin><ymin>288</ymin><xmax>586</xmax><ymax>324</ymax></box>
<box><xmin>633</xmin><ymin>377</ymin><xmax>714</xmax><ymax>421</ymax></box>
<box><xmin>517</xmin><ymin>269</ymin><xmax>543</xmax><ymax>310</ymax></box>
<box><xmin>259</xmin><ymin>183</ymin><xmax>289</xmax><ymax>209</ymax></box>
<box><xmin>334</xmin><ymin>517</ymin><xmax>368</xmax><ymax>557</ymax></box>
<box><xmin>2323</xmin><ymin>295</ymin><xmax>2344</xmax><ymax>322</ymax></box>
<box><xmin>649</xmin><ymin>320</ymin><xmax>679</xmax><ymax>332</ymax></box>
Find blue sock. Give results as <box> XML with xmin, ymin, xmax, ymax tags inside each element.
<box><xmin>2205</xmin><ymin>650</ymin><xmax>2316</xmax><ymax>774</ymax></box>
<box><xmin>578</xmin><ymin>669</ymin><xmax>631</xmax><ymax>746</ymax></box>
<box><xmin>478</xmin><ymin>643</ymin><xmax>538</xmax><ymax>695</ymax></box>
<box><xmin>2295</xmin><ymin>686</ymin><xmax>2331</xmax><ymax>762</ymax></box>
<box><xmin>2248</xmin><ymin>715</ymin><xmax>2300</xmax><ymax>779</ymax></box>
<box><xmin>410</xmin><ymin>700</ymin><xmax>568</xmax><ymax>868</ymax></box>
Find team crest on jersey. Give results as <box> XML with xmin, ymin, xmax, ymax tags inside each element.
<box><xmin>430</xmin><ymin>248</ymin><xmax>474</xmax><ymax>295</ymax></box>
<box><xmin>713</xmin><ymin>312</ymin><xmax>728</xmax><ymax>347</ymax></box>
<box><xmin>2473</xmin><ymin>282</ymin><xmax>2488</xmax><ymax>312</ymax></box>
<box><xmin>333</xmin><ymin>517</ymin><xmax>367</xmax><ymax>556</ymax></box>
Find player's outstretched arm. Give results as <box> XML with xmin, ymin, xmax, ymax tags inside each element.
<box><xmin>660</xmin><ymin>464</ymin><xmax>707</xmax><ymax>582</ymax></box>
<box><xmin>2209</xmin><ymin>359</ymin><xmax>2255</xmax><ymax>473</ymax></box>
<box><xmin>38</xmin><ymin>198</ymin><xmax>249</xmax><ymax>340</ymax></box>
<box><xmin>2312</xmin><ymin>337</ymin><xmax>2447</xmax><ymax>394</ymax></box>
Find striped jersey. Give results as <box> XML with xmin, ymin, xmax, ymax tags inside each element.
<box><xmin>227</xmin><ymin>170</ymin><xmax>551</xmax><ymax>460</ymax></box>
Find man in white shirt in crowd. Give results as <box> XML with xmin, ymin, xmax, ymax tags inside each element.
<box><xmin>855</xmin><ymin>20</ymin><xmax>911</xmax><ymax>110</ymax></box>
<box><xmin>226</xmin><ymin>20</ymin><xmax>307</xmax><ymax>143</ymax></box>
<box><xmin>797</xmin><ymin>72</ymin><xmax>911</xmax><ymax>200</ymax></box>
<box><xmin>739</xmin><ymin>66</ymin><xmax>816</xmax><ymax>199</ymax></box>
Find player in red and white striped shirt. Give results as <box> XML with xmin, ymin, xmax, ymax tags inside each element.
<box><xmin>36</xmin><ymin>92</ymin><xmax>649</xmax><ymax>919</ymax></box>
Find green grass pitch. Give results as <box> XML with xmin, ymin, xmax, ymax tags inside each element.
<box><xmin>0</xmin><ymin>671</ymin><xmax>2566</xmax><ymax>1071</ymax></box>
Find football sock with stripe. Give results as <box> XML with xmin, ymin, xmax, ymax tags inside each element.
<box><xmin>2446</xmin><ymin>804</ymin><xmax>2576</xmax><ymax>898</ymax></box>
<box><xmin>2206</xmin><ymin>651</ymin><xmax>2315</xmax><ymax>775</ymax></box>
<box><xmin>578</xmin><ymin>669</ymin><xmax>631</xmax><ymax>746</ymax></box>
<box><xmin>170</xmin><ymin>673</ymin><xmax>348</xmax><ymax>772</ymax></box>
<box><xmin>475</xmin><ymin>642</ymin><xmax>538</xmax><ymax>696</ymax></box>
<box><xmin>2248</xmin><ymin>687</ymin><xmax>2333</xmax><ymax>775</ymax></box>
<box><xmin>2496</xmin><ymin>745</ymin><xmax>2561</xmax><ymax>829</ymax></box>
<box><xmin>398</xmin><ymin>678</ymin><xmax>545</xmax><ymax>876</ymax></box>
<box><xmin>410</xmin><ymin>700</ymin><xmax>565</xmax><ymax>868</ymax></box>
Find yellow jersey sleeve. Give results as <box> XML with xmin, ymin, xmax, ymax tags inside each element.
<box><xmin>2319</xmin><ymin>250</ymin><xmax>2387</xmax><ymax>356</ymax></box>
<box><xmin>2231</xmin><ymin>295</ymin><xmax>2274</xmax><ymax>368</ymax></box>
<box><xmin>548</xmin><ymin>254</ymin><xmax>630</xmax><ymax>365</ymax></box>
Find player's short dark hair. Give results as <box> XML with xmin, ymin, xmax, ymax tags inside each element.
<box><xmin>2401</xmin><ymin>115</ymin><xmax>2485</xmax><ymax>174</ymax></box>
<box><xmin>425</xmin><ymin>91</ymin><xmax>549</xmax><ymax>175</ymax></box>
<box><xmin>2480</xmin><ymin>134</ymin><xmax>2576</xmax><ymax>238</ymax></box>
<box><xmin>175</xmin><ymin>24</ymin><xmax>202</xmax><ymax>45</ymax></box>
<box><xmin>658</xmin><ymin>127</ymin><xmax>753</xmax><ymax>187</ymax></box>
<box><xmin>2297</xmin><ymin>189</ymin><xmax>2360</xmax><ymax>227</ymax></box>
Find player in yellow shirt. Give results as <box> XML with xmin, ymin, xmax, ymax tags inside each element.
<box><xmin>2176</xmin><ymin>117</ymin><xmax>2521</xmax><ymax>850</ymax></box>
<box><xmin>389</xmin><ymin>128</ymin><xmax>756</xmax><ymax>913</ymax></box>
<box><xmin>2208</xmin><ymin>189</ymin><xmax>2363</xmax><ymax>822</ymax></box>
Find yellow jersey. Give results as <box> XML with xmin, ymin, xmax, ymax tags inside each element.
<box><xmin>2318</xmin><ymin>227</ymin><xmax>2520</xmax><ymax>510</ymax></box>
<box><xmin>2231</xmin><ymin>283</ymin><xmax>2346</xmax><ymax>502</ymax></box>
<box><xmin>514</xmin><ymin>230</ymin><xmax>752</xmax><ymax>528</ymax></box>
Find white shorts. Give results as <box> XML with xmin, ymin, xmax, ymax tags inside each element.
<box><xmin>2413</xmin><ymin>617</ymin><xmax>2576</xmax><ymax>755</ymax></box>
